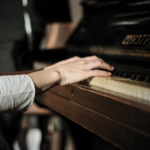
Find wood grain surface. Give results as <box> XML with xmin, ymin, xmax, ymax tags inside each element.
<box><xmin>36</xmin><ymin>85</ymin><xmax>150</xmax><ymax>150</ymax></box>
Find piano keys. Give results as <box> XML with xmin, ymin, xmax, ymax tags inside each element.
<box><xmin>89</xmin><ymin>76</ymin><xmax>150</xmax><ymax>105</ymax></box>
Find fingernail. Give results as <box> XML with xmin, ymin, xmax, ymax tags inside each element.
<box><xmin>111</xmin><ymin>66</ymin><xmax>114</xmax><ymax>70</ymax></box>
<box><xmin>108</xmin><ymin>72</ymin><xmax>111</xmax><ymax>75</ymax></box>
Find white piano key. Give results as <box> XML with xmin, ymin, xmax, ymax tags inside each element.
<box><xmin>89</xmin><ymin>76</ymin><xmax>150</xmax><ymax>106</ymax></box>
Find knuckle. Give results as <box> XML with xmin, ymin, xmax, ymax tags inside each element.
<box><xmin>105</xmin><ymin>63</ymin><xmax>109</xmax><ymax>66</ymax></box>
<box><xmin>94</xmin><ymin>70</ymin><xmax>100</xmax><ymax>74</ymax></box>
<box><xmin>98</xmin><ymin>60</ymin><xmax>103</xmax><ymax>65</ymax></box>
<box><xmin>74</xmin><ymin>56</ymin><xmax>80</xmax><ymax>59</ymax></box>
<box><xmin>103</xmin><ymin>71</ymin><xmax>107</xmax><ymax>74</ymax></box>
<box><xmin>104</xmin><ymin>71</ymin><xmax>108</xmax><ymax>74</ymax></box>
<box><xmin>92</xmin><ymin>55</ymin><xmax>98</xmax><ymax>59</ymax></box>
<box><xmin>99</xmin><ymin>71</ymin><xmax>107</xmax><ymax>75</ymax></box>
<box><xmin>107</xmin><ymin>64</ymin><xmax>111</xmax><ymax>68</ymax></box>
<box><xmin>101</xmin><ymin>59</ymin><xmax>104</xmax><ymax>63</ymax></box>
<box><xmin>81</xmin><ymin>60</ymin><xmax>87</xmax><ymax>65</ymax></box>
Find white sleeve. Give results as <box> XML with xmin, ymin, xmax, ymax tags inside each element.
<box><xmin>0</xmin><ymin>75</ymin><xmax>35</xmax><ymax>112</ymax></box>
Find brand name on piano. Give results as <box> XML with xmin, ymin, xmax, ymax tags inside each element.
<box><xmin>122</xmin><ymin>34</ymin><xmax>150</xmax><ymax>45</ymax></box>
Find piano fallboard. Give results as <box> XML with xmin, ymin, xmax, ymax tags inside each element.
<box><xmin>36</xmin><ymin>83</ymin><xmax>150</xmax><ymax>150</ymax></box>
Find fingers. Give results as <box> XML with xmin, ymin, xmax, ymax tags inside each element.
<box><xmin>78</xmin><ymin>60</ymin><xmax>114</xmax><ymax>71</ymax></box>
<box><xmin>81</xmin><ymin>55</ymin><xmax>114</xmax><ymax>71</ymax></box>
<box><xmin>52</xmin><ymin>56</ymin><xmax>114</xmax><ymax>86</ymax></box>
<box><xmin>87</xmin><ymin>60</ymin><xmax>114</xmax><ymax>71</ymax></box>
<box><xmin>83</xmin><ymin>55</ymin><xmax>103</xmax><ymax>62</ymax></box>
<box><xmin>68</xmin><ymin>56</ymin><xmax>81</xmax><ymax>61</ymax></box>
<box><xmin>60</xmin><ymin>56</ymin><xmax>80</xmax><ymax>64</ymax></box>
<box><xmin>86</xmin><ymin>70</ymin><xmax>111</xmax><ymax>78</ymax></box>
<box><xmin>44</xmin><ymin>56</ymin><xmax>80</xmax><ymax>70</ymax></box>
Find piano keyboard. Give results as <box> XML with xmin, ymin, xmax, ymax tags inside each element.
<box><xmin>89</xmin><ymin>76</ymin><xmax>150</xmax><ymax>105</ymax></box>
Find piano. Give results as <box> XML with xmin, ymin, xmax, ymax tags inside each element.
<box><xmin>21</xmin><ymin>0</ymin><xmax>150</xmax><ymax>149</ymax></box>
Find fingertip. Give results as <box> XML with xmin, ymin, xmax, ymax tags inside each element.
<box><xmin>100</xmin><ymin>71</ymin><xmax>111</xmax><ymax>77</ymax></box>
<box><xmin>111</xmin><ymin>66</ymin><xmax>114</xmax><ymax>70</ymax></box>
<box><xmin>108</xmin><ymin>72</ymin><xmax>111</xmax><ymax>76</ymax></box>
<box><xmin>103</xmin><ymin>71</ymin><xmax>111</xmax><ymax>76</ymax></box>
<box><xmin>108</xmin><ymin>66</ymin><xmax>114</xmax><ymax>71</ymax></box>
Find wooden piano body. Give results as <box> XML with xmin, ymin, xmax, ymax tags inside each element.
<box><xmin>35</xmin><ymin>82</ymin><xmax>150</xmax><ymax>150</ymax></box>
<box><xmin>20</xmin><ymin>0</ymin><xmax>150</xmax><ymax>149</ymax></box>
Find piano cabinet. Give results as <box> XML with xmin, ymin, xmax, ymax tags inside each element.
<box><xmin>1</xmin><ymin>70</ymin><xmax>150</xmax><ymax>149</ymax></box>
<box><xmin>36</xmin><ymin>83</ymin><xmax>150</xmax><ymax>150</ymax></box>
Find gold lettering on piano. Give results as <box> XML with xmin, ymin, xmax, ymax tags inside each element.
<box><xmin>129</xmin><ymin>35</ymin><xmax>138</xmax><ymax>44</ymax></box>
<box><xmin>134</xmin><ymin>34</ymin><xmax>142</xmax><ymax>45</ymax></box>
<box><xmin>143</xmin><ymin>34</ymin><xmax>150</xmax><ymax>45</ymax></box>
<box><xmin>122</xmin><ymin>35</ymin><xmax>131</xmax><ymax>44</ymax></box>
<box><xmin>139</xmin><ymin>35</ymin><xmax>148</xmax><ymax>45</ymax></box>
<box><xmin>122</xmin><ymin>34</ymin><xmax>150</xmax><ymax>45</ymax></box>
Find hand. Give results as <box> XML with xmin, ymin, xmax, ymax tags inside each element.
<box><xmin>28</xmin><ymin>56</ymin><xmax>114</xmax><ymax>95</ymax></box>
<box><xmin>44</xmin><ymin>56</ymin><xmax>81</xmax><ymax>69</ymax></box>
<box><xmin>47</xmin><ymin>56</ymin><xmax>114</xmax><ymax>86</ymax></box>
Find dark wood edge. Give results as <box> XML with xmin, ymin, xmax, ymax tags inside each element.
<box><xmin>36</xmin><ymin>91</ymin><xmax>150</xmax><ymax>150</ymax></box>
<box><xmin>49</xmin><ymin>84</ymin><xmax>150</xmax><ymax>134</ymax></box>
<box><xmin>75</xmin><ymin>84</ymin><xmax>150</xmax><ymax>113</ymax></box>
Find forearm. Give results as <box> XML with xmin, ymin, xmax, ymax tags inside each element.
<box><xmin>0</xmin><ymin>69</ymin><xmax>60</xmax><ymax>112</ymax></box>
<box><xmin>0</xmin><ymin>69</ymin><xmax>59</xmax><ymax>96</ymax></box>
<box><xmin>27</xmin><ymin>69</ymin><xmax>60</xmax><ymax>95</ymax></box>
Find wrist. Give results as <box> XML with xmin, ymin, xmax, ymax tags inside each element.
<box><xmin>27</xmin><ymin>69</ymin><xmax>61</xmax><ymax>95</ymax></box>
<box><xmin>39</xmin><ymin>69</ymin><xmax>60</xmax><ymax>91</ymax></box>
<box><xmin>47</xmin><ymin>69</ymin><xmax>60</xmax><ymax>86</ymax></box>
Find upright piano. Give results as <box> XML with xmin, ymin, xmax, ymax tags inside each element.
<box><xmin>26</xmin><ymin>0</ymin><xmax>150</xmax><ymax>149</ymax></box>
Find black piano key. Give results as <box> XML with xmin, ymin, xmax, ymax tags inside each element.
<box><xmin>130</xmin><ymin>74</ymin><xmax>137</xmax><ymax>80</ymax></box>
<box><xmin>123</xmin><ymin>73</ymin><xmax>132</xmax><ymax>78</ymax></box>
<box><xmin>135</xmin><ymin>75</ymin><xmax>146</xmax><ymax>81</ymax></box>
<box><xmin>118</xmin><ymin>72</ymin><xmax>124</xmax><ymax>77</ymax></box>
<box><xmin>113</xmin><ymin>71</ymin><xmax>119</xmax><ymax>76</ymax></box>
<box><xmin>145</xmin><ymin>76</ymin><xmax>150</xmax><ymax>83</ymax></box>
<box><xmin>110</xmin><ymin>70</ymin><xmax>116</xmax><ymax>76</ymax></box>
<box><xmin>111</xmin><ymin>71</ymin><xmax>116</xmax><ymax>76</ymax></box>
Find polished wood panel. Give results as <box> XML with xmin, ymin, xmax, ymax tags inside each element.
<box><xmin>36</xmin><ymin>84</ymin><xmax>150</xmax><ymax>150</ymax></box>
<box><xmin>48</xmin><ymin>84</ymin><xmax>150</xmax><ymax>133</ymax></box>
